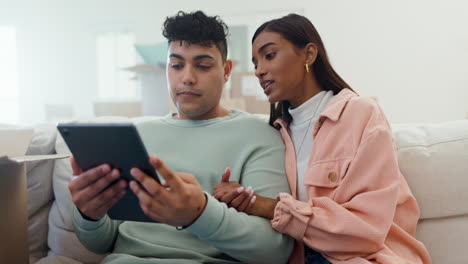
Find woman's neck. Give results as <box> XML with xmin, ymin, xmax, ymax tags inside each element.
<box><xmin>289</xmin><ymin>74</ymin><xmax>322</xmax><ymax>109</ymax></box>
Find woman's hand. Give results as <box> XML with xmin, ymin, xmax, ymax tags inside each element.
<box><xmin>213</xmin><ymin>168</ymin><xmax>257</xmax><ymax>213</ymax></box>
<box><xmin>213</xmin><ymin>168</ymin><xmax>279</xmax><ymax>219</ymax></box>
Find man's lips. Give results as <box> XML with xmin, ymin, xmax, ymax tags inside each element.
<box><xmin>177</xmin><ymin>91</ymin><xmax>202</xmax><ymax>97</ymax></box>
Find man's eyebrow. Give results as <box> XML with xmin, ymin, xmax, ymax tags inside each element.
<box><xmin>193</xmin><ymin>54</ymin><xmax>215</xmax><ymax>61</ymax></box>
<box><xmin>169</xmin><ymin>54</ymin><xmax>215</xmax><ymax>61</ymax></box>
<box><xmin>169</xmin><ymin>54</ymin><xmax>184</xmax><ymax>60</ymax></box>
<box><xmin>252</xmin><ymin>42</ymin><xmax>276</xmax><ymax>63</ymax></box>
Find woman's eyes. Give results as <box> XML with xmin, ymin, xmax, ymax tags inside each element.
<box><xmin>252</xmin><ymin>52</ymin><xmax>277</xmax><ymax>69</ymax></box>
<box><xmin>265</xmin><ymin>52</ymin><xmax>276</xmax><ymax>60</ymax></box>
<box><xmin>253</xmin><ymin>52</ymin><xmax>276</xmax><ymax>69</ymax></box>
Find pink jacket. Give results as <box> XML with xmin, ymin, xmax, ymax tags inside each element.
<box><xmin>272</xmin><ymin>89</ymin><xmax>431</xmax><ymax>264</ymax></box>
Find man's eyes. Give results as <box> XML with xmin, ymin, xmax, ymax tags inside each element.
<box><xmin>197</xmin><ymin>65</ymin><xmax>211</xmax><ymax>70</ymax></box>
<box><xmin>171</xmin><ymin>63</ymin><xmax>183</xmax><ymax>69</ymax></box>
<box><xmin>169</xmin><ymin>64</ymin><xmax>211</xmax><ymax>70</ymax></box>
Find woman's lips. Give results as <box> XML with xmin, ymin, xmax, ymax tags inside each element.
<box><xmin>261</xmin><ymin>80</ymin><xmax>274</xmax><ymax>95</ymax></box>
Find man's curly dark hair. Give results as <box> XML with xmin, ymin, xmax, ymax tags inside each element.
<box><xmin>163</xmin><ymin>11</ymin><xmax>229</xmax><ymax>61</ymax></box>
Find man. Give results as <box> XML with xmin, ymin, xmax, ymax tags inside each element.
<box><xmin>69</xmin><ymin>11</ymin><xmax>293</xmax><ymax>264</ymax></box>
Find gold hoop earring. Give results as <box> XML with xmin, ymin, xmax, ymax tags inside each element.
<box><xmin>305</xmin><ymin>63</ymin><xmax>309</xmax><ymax>73</ymax></box>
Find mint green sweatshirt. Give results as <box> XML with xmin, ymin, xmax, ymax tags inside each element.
<box><xmin>72</xmin><ymin>110</ymin><xmax>294</xmax><ymax>264</ymax></box>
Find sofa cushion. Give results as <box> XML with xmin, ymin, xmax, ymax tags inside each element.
<box><xmin>25</xmin><ymin>124</ymin><xmax>57</xmax><ymax>263</ymax></box>
<box><xmin>416</xmin><ymin>215</ymin><xmax>468</xmax><ymax>264</ymax></box>
<box><xmin>26</xmin><ymin>124</ymin><xmax>57</xmax><ymax>216</ymax></box>
<box><xmin>29</xmin><ymin>202</ymin><xmax>53</xmax><ymax>264</ymax></box>
<box><xmin>36</xmin><ymin>255</ymin><xmax>83</xmax><ymax>264</ymax></box>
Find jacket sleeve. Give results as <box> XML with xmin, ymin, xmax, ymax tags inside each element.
<box><xmin>272</xmin><ymin>111</ymin><xmax>401</xmax><ymax>261</ymax></box>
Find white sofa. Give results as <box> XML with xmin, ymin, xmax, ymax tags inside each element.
<box><xmin>23</xmin><ymin>118</ymin><xmax>468</xmax><ymax>264</ymax></box>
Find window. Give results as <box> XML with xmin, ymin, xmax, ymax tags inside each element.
<box><xmin>0</xmin><ymin>26</ymin><xmax>18</xmax><ymax>124</ymax></box>
<box><xmin>96</xmin><ymin>32</ymin><xmax>137</xmax><ymax>99</ymax></box>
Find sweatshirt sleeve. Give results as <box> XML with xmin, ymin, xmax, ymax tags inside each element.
<box><xmin>187</xmin><ymin>141</ymin><xmax>294</xmax><ymax>264</ymax></box>
<box><xmin>272</xmin><ymin>111</ymin><xmax>402</xmax><ymax>261</ymax></box>
<box><xmin>72</xmin><ymin>206</ymin><xmax>123</xmax><ymax>254</ymax></box>
<box><xmin>187</xmin><ymin>194</ymin><xmax>294</xmax><ymax>264</ymax></box>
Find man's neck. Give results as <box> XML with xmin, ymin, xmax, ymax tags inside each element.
<box><xmin>173</xmin><ymin>106</ymin><xmax>231</xmax><ymax>120</ymax></box>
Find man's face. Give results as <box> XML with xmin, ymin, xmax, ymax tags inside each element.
<box><xmin>166</xmin><ymin>40</ymin><xmax>231</xmax><ymax>120</ymax></box>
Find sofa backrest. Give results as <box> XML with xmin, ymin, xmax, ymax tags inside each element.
<box><xmin>392</xmin><ymin>120</ymin><xmax>468</xmax><ymax>264</ymax></box>
<box><xmin>25</xmin><ymin>117</ymin><xmax>468</xmax><ymax>264</ymax></box>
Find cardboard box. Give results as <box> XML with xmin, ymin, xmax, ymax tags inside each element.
<box><xmin>0</xmin><ymin>128</ymin><xmax>68</xmax><ymax>264</ymax></box>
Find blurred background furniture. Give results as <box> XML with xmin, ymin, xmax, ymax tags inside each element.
<box><xmin>93</xmin><ymin>100</ymin><xmax>142</xmax><ymax>117</ymax></box>
<box><xmin>44</xmin><ymin>104</ymin><xmax>75</xmax><ymax>124</ymax></box>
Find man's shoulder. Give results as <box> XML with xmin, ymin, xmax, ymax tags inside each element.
<box><xmin>132</xmin><ymin>116</ymin><xmax>170</xmax><ymax>138</ymax></box>
<box><xmin>133</xmin><ymin>116</ymin><xmax>167</xmax><ymax>126</ymax></box>
<box><xmin>230</xmin><ymin>111</ymin><xmax>268</xmax><ymax>123</ymax></box>
<box><xmin>227</xmin><ymin>111</ymin><xmax>282</xmax><ymax>143</ymax></box>
<box><xmin>229</xmin><ymin>111</ymin><xmax>273</xmax><ymax>129</ymax></box>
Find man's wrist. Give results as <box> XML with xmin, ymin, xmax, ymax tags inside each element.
<box><xmin>77</xmin><ymin>207</ymin><xmax>100</xmax><ymax>222</ymax></box>
<box><xmin>177</xmin><ymin>192</ymin><xmax>208</xmax><ymax>230</ymax></box>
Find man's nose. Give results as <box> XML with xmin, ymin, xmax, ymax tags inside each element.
<box><xmin>182</xmin><ymin>66</ymin><xmax>196</xmax><ymax>85</ymax></box>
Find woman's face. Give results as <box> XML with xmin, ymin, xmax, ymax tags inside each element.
<box><xmin>252</xmin><ymin>31</ymin><xmax>307</xmax><ymax>104</ymax></box>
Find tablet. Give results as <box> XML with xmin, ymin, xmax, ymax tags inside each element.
<box><xmin>57</xmin><ymin>123</ymin><xmax>159</xmax><ymax>222</ymax></box>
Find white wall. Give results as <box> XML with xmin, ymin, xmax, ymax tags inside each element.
<box><xmin>307</xmin><ymin>0</ymin><xmax>468</xmax><ymax>123</ymax></box>
<box><xmin>1</xmin><ymin>0</ymin><xmax>467</xmax><ymax>124</ymax></box>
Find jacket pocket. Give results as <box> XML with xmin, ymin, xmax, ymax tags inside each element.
<box><xmin>303</xmin><ymin>158</ymin><xmax>352</xmax><ymax>188</ymax></box>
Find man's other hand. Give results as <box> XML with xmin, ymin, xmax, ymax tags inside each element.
<box><xmin>68</xmin><ymin>156</ymin><xmax>127</xmax><ymax>221</ymax></box>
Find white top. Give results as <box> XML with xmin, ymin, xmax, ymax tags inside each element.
<box><xmin>288</xmin><ymin>90</ymin><xmax>335</xmax><ymax>201</ymax></box>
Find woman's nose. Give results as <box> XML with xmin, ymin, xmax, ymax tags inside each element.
<box><xmin>255</xmin><ymin>63</ymin><xmax>266</xmax><ymax>79</ymax></box>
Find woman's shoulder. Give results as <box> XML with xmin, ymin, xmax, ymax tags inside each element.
<box><xmin>338</xmin><ymin>91</ymin><xmax>384</xmax><ymax>118</ymax></box>
<box><xmin>344</xmin><ymin>92</ymin><xmax>380</xmax><ymax>111</ymax></box>
<box><xmin>334</xmin><ymin>91</ymin><xmax>391</xmax><ymax>133</ymax></box>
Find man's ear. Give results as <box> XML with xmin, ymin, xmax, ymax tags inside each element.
<box><xmin>304</xmin><ymin>43</ymin><xmax>318</xmax><ymax>66</ymax></box>
<box><xmin>223</xmin><ymin>59</ymin><xmax>233</xmax><ymax>83</ymax></box>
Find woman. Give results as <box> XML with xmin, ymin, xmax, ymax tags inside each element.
<box><xmin>213</xmin><ymin>14</ymin><xmax>431</xmax><ymax>264</ymax></box>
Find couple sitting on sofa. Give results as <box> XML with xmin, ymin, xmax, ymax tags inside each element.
<box><xmin>69</xmin><ymin>10</ymin><xmax>431</xmax><ymax>264</ymax></box>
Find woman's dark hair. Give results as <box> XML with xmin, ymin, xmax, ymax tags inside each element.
<box><xmin>252</xmin><ymin>14</ymin><xmax>353</xmax><ymax>127</ymax></box>
<box><xmin>163</xmin><ymin>11</ymin><xmax>229</xmax><ymax>61</ymax></box>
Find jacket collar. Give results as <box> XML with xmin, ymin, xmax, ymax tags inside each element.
<box><xmin>274</xmin><ymin>88</ymin><xmax>357</xmax><ymax>131</ymax></box>
<box><xmin>319</xmin><ymin>88</ymin><xmax>356</xmax><ymax>122</ymax></box>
